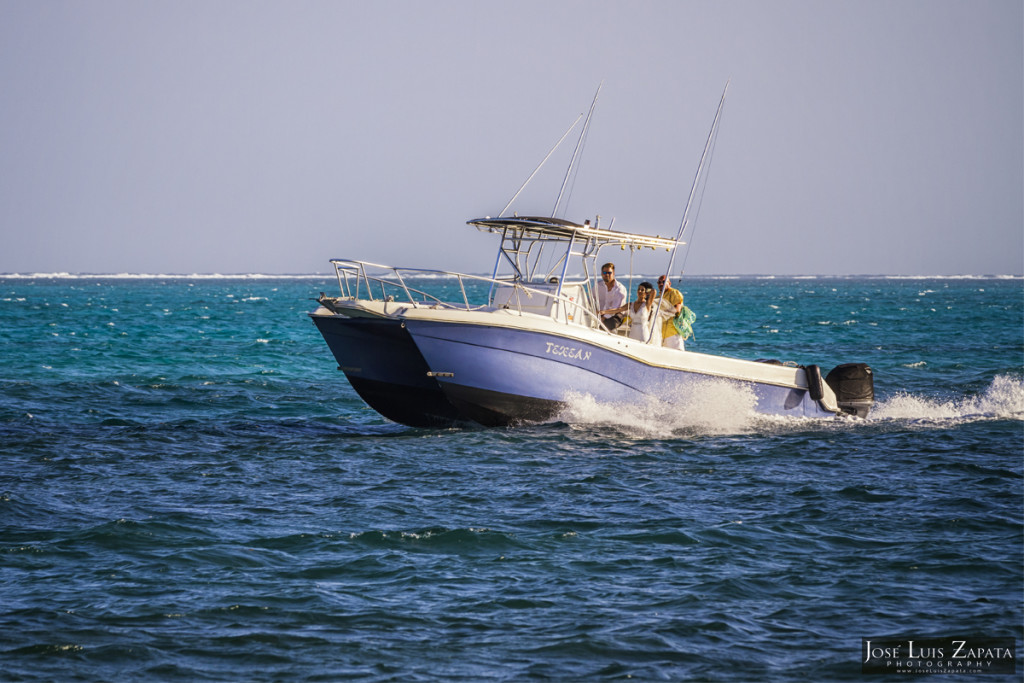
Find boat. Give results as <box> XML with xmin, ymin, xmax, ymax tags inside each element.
<box><xmin>309</xmin><ymin>85</ymin><xmax>875</xmax><ymax>428</ymax></box>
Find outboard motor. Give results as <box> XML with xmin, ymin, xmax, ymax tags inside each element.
<box><xmin>825</xmin><ymin>363</ymin><xmax>874</xmax><ymax>418</ymax></box>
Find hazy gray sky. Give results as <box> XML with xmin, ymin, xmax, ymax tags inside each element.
<box><xmin>1</xmin><ymin>0</ymin><xmax>1021</xmax><ymax>275</ymax></box>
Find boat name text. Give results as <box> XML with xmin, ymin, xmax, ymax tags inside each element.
<box><xmin>545</xmin><ymin>342</ymin><xmax>591</xmax><ymax>362</ymax></box>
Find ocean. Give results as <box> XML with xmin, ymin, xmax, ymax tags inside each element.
<box><xmin>1</xmin><ymin>275</ymin><xmax>1021</xmax><ymax>681</ymax></box>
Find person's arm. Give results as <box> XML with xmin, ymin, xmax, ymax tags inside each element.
<box><xmin>600</xmin><ymin>303</ymin><xmax>629</xmax><ymax>315</ymax></box>
<box><xmin>616</xmin><ymin>283</ymin><xmax>630</xmax><ymax>314</ymax></box>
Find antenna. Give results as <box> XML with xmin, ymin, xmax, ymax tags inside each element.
<box><xmin>663</xmin><ymin>80</ymin><xmax>729</xmax><ymax>276</ymax></box>
<box><xmin>499</xmin><ymin>114</ymin><xmax>584</xmax><ymax>218</ymax></box>
<box><xmin>552</xmin><ymin>81</ymin><xmax>603</xmax><ymax>218</ymax></box>
<box><xmin>647</xmin><ymin>80</ymin><xmax>730</xmax><ymax>344</ymax></box>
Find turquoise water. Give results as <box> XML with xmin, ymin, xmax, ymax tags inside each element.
<box><xmin>1</xmin><ymin>276</ymin><xmax>1021</xmax><ymax>681</ymax></box>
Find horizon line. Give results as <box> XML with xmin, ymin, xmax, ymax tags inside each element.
<box><xmin>1</xmin><ymin>272</ymin><xmax>1021</xmax><ymax>280</ymax></box>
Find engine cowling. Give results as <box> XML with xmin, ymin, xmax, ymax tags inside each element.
<box><xmin>825</xmin><ymin>363</ymin><xmax>874</xmax><ymax>418</ymax></box>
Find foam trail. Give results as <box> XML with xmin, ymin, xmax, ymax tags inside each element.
<box><xmin>557</xmin><ymin>375</ymin><xmax>1024</xmax><ymax>437</ymax></box>
<box><xmin>557</xmin><ymin>378</ymin><xmax>759</xmax><ymax>437</ymax></box>
<box><xmin>871</xmin><ymin>374</ymin><xmax>1024</xmax><ymax>422</ymax></box>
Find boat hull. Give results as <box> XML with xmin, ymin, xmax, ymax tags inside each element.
<box><xmin>403</xmin><ymin>317</ymin><xmax>836</xmax><ymax>427</ymax></box>
<box><xmin>310</xmin><ymin>311</ymin><xmax>465</xmax><ymax>428</ymax></box>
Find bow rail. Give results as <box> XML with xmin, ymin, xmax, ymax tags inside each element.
<box><xmin>325</xmin><ymin>259</ymin><xmax>607</xmax><ymax>330</ymax></box>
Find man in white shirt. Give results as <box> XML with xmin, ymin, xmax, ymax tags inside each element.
<box><xmin>596</xmin><ymin>262</ymin><xmax>628</xmax><ymax>332</ymax></box>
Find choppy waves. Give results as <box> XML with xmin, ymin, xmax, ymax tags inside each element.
<box><xmin>1</xmin><ymin>277</ymin><xmax>1020</xmax><ymax>682</ymax></box>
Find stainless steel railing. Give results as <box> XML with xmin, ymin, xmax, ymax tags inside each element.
<box><xmin>327</xmin><ymin>259</ymin><xmax>605</xmax><ymax>330</ymax></box>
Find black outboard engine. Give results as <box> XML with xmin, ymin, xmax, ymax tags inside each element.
<box><xmin>825</xmin><ymin>363</ymin><xmax>874</xmax><ymax>418</ymax></box>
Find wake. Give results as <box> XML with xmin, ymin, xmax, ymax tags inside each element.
<box><xmin>555</xmin><ymin>374</ymin><xmax>1024</xmax><ymax>437</ymax></box>
<box><xmin>871</xmin><ymin>374</ymin><xmax>1024</xmax><ymax>422</ymax></box>
<box><xmin>557</xmin><ymin>379</ymin><xmax>759</xmax><ymax>437</ymax></box>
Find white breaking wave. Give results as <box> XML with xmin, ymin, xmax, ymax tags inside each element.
<box><xmin>0</xmin><ymin>272</ymin><xmax>334</xmax><ymax>280</ymax></box>
<box><xmin>871</xmin><ymin>374</ymin><xmax>1024</xmax><ymax>422</ymax></box>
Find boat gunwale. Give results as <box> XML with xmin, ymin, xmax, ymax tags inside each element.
<box><xmin>318</xmin><ymin>296</ymin><xmax>815</xmax><ymax>393</ymax></box>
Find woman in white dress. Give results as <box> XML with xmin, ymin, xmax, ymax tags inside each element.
<box><xmin>627</xmin><ymin>281</ymin><xmax>656</xmax><ymax>343</ymax></box>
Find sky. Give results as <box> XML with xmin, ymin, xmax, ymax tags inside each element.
<box><xmin>1</xmin><ymin>0</ymin><xmax>1021</xmax><ymax>276</ymax></box>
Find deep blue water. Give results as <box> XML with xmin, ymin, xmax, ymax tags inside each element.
<box><xmin>1</xmin><ymin>276</ymin><xmax>1021</xmax><ymax>681</ymax></box>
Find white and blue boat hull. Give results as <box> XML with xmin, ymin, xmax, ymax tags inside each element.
<box><xmin>310</xmin><ymin>303</ymin><xmax>466</xmax><ymax>427</ymax></box>
<box><xmin>402</xmin><ymin>315</ymin><xmax>837</xmax><ymax>427</ymax></box>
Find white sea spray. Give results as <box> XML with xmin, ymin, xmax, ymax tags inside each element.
<box><xmin>558</xmin><ymin>378</ymin><xmax>759</xmax><ymax>437</ymax></box>
<box><xmin>872</xmin><ymin>374</ymin><xmax>1024</xmax><ymax>422</ymax></box>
